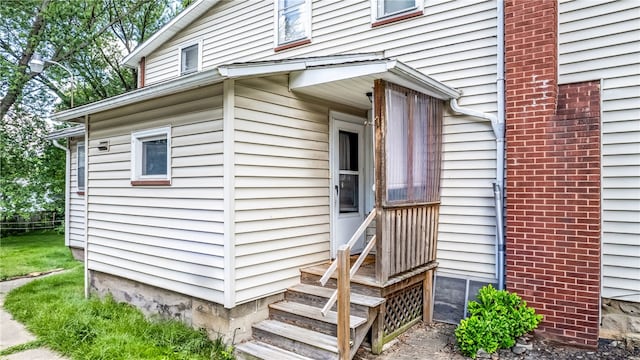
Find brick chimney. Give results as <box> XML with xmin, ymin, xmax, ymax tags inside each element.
<box><xmin>505</xmin><ymin>0</ymin><xmax>601</xmax><ymax>348</ymax></box>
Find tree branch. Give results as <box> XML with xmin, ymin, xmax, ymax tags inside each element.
<box><xmin>0</xmin><ymin>0</ymin><xmax>51</xmax><ymax>121</ymax></box>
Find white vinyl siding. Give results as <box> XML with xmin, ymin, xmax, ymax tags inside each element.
<box><xmin>145</xmin><ymin>0</ymin><xmax>500</xmax><ymax>281</ymax></box>
<box><xmin>87</xmin><ymin>84</ymin><xmax>226</xmax><ymax>303</ymax></box>
<box><xmin>233</xmin><ymin>75</ymin><xmax>338</xmax><ymax>304</ymax></box>
<box><xmin>69</xmin><ymin>138</ymin><xmax>86</xmax><ymax>249</ymax></box>
<box><xmin>560</xmin><ymin>0</ymin><xmax>640</xmax><ymax>303</ymax></box>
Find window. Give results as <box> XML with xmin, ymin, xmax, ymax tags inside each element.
<box><xmin>275</xmin><ymin>0</ymin><xmax>311</xmax><ymax>48</ymax></box>
<box><xmin>131</xmin><ymin>127</ymin><xmax>171</xmax><ymax>185</ymax></box>
<box><xmin>77</xmin><ymin>142</ymin><xmax>85</xmax><ymax>192</ymax></box>
<box><xmin>339</xmin><ymin>131</ymin><xmax>359</xmax><ymax>213</ymax></box>
<box><xmin>179</xmin><ymin>42</ymin><xmax>200</xmax><ymax>75</ymax></box>
<box><xmin>371</xmin><ymin>0</ymin><xmax>423</xmax><ymax>25</ymax></box>
<box><xmin>380</xmin><ymin>81</ymin><xmax>443</xmax><ymax>204</ymax></box>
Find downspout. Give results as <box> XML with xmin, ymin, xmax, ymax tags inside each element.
<box><xmin>84</xmin><ymin>115</ymin><xmax>90</xmax><ymax>299</ymax></box>
<box><xmin>51</xmin><ymin>139</ymin><xmax>70</xmax><ymax>247</ymax></box>
<box><xmin>448</xmin><ymin>0</ymin><xmax>506</xmax><ymax>290</ymax></box>
<box><xmin>496</xmin><ymin>0</ymin><xmax>505</xmax><ymax>290</ymax></box>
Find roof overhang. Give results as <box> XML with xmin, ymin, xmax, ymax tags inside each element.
<box><xmin>219</xmin><ymin>55</ymin><xmax>460</xmax><ymax>109</ymax></box>
<box><xmin>52</xmin><ymin>54</ymin><xmax>460</xmax><ymax>122</ymax></box>
<box><xmin>47</xmin><ymin>124</ymin><xmax>85</xmax><ymax>139</ymax></box>
<box><xmin>52</xmin><ymin>69</ymin><xmax>224</xmax><ymax>122</ymax></box>
<box><xmin>121</xmin><ymin>0</ymin><xmax>220</xmax><ymax>68</ymax></box>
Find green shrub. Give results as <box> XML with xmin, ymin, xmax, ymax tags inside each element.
<box><xmin>455</xmin><ymin>285</ymin><xmax>542</xmax><ymax>358</ymax></box>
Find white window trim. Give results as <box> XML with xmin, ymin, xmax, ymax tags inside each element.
<box><xmin>131</xmin><ymin>126</ymin><xmax>171</xmax><ymax>182</ymax></box>
<box><xmin>370</xmin><ymin>0</ymin><xmax>423</xmax><ymax>22</ymax></box>
<box><xmin>274</xmin><ymin>0</ymin><xmax>312</xmax><ymax>47</ymax></box>
<box><xmin>178</xmin><ymin>39</ymin><xmax>203</xmax><ymax>76</ymax></box>
<box><xmin>76</xmin><ymin>141</ymin><xmax>85</xmax><ymax>192</ymax></box>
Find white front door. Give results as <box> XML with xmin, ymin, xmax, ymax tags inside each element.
<box><xmin>331</xmin><ymin>113</ymin><xmax>366</xmax><ymax>258</ymax></box>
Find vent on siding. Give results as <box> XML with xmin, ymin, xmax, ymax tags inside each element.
<box><xmin>433</xmin><ymin>274</ymin><xmax>496</xmax><ymax>324</ymax></box>
<box><xmin>97</xmin><ymin>140</ymin><xmax>109</xmax><ymax>152</ymax></box>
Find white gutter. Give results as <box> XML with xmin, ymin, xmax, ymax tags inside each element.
<box><xmin>449</xmin><ymin>0</ymin><xmax>506</xmax><ymax>289</ymax></box>
<box><xmin>52</xmin><ymin>69</ymin><xmax>224</xmax><ymax>122</ymax></box>
<box><xmin>51</xmin><ymin>139</ymin><xmax>70</xmax><ymax>247</ymax></box>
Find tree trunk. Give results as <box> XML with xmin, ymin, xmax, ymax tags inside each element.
<box><xmin>0</xmin><ymin>0</ymin><xmax>50</xmax><ymax>121</ymax></box>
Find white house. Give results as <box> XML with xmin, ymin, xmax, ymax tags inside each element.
<box><xmin>50</xmin><ymin>0</ymin><xmax>639</xmax><ymax>358</ymax></box>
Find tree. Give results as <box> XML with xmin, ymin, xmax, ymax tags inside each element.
<box><xmin>0</xmin><ymin>0</ymin><xmax>181</xmax><ymax>219</ymax></box>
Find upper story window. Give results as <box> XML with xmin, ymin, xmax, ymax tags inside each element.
<box><xmin>77</xmin><ymin>142</ymin><xmax>85</xmax><ymax>192</ymax></box>
<box><xmin>131</xmin><ymin>127</ymin><xmax>171</xmax><ymax>185</ymax></box>
<box><xmin>372</xmin><ymin>0</ymin><xmax>423</xmax><ymax>26</ymax></box>
<box><xmin>179</xmin><ymin>41</ymin><xmax>201</xmax><ymax>75</ymax></box>
<box><xmin>275</xmin><ymin>0</ymin><xmax>311</xmax><ymax>49</ymax></box>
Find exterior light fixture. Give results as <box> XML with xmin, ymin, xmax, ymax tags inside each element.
<box><xmin>366</xmin><ymin>92</ymin><xmax>373</xmax><ymax>103</ymax></box>
<box><xmin>28</xmin><ymin>53</ymin><xmax>75</xmax><ymax>108</ymax></box>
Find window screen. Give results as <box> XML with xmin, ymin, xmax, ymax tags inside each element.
<box><xmin>181</xmin><ymin>44</ymin><xmax>198</xmax><ymax>75</ymax></box>
<box><xmin>278</xmin><ymin>0</ymin><xmax>308</xmax><ymax>44</ymax></box>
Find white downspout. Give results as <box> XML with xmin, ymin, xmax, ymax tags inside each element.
<box><xmin>496</xmin><ymin>0</ymin><xmax>506</xmax><ymax>290</ymax></box>
<box><xmin>51</xmin><ymin>139</ymin><xmax>70</xmax><ymax>247</ymax></box>
<box><xmin>448</xmin><ymin>0</ymin><xmax>506</xmax><ymax>290</ymax></box>
<box><xmin>84</xmin><ymin>115</ymin><xmax>89</xmax><ymax>299</ymax></box>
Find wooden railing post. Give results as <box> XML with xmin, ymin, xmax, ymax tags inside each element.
<box><xmin>337</xmin><ymin>245</ymin><xmax>350</xmax><ymax>360</ymax></box>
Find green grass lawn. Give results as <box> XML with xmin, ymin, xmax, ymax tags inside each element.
<box><xmin>3</xmin><ymin>267</ymin><xmax>234</xmax><ymax>360</ymax></box>
<box><xmin>0</xmin><ymin>231</ymin><xmax>80</xmax><ymax>280</ymax></box>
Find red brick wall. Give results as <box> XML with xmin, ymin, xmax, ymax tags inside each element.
<box><xmin>505</xmin><ymin>0</ymin><xmax>601</xmax><ymax>348</ymax></box>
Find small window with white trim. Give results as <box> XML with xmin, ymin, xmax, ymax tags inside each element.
<box><xmin>77</xmin><ymin>142</ymin><xmax>85</xmax><ymax>192</ymax></box>
<box><xmin>131</xmin><ymin>127</ymin><xmax>171</xmax><ymax>185</ymax></box>
<box><xmin>275</xmin><ymin>0</ymin><xmax>311</xmax><ymax>47</ymax></box>
<box><xmin>179</xmin><ymin>41</ymin><xmax>201</xmax><ymax>75</ymax></box>
<box><xmin>371</xmin><ymin>0</ymin><xmax>423</xmax><ymax>24</ymax></box>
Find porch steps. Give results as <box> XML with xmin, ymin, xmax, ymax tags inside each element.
<box><xmin>235</xmin><ymin>281</ymin><xmax>385</xmax><ymax>360</ymax></box>
<box><xmin>235</xmin><ymin>340</ymin><xmax>315</xmax><ymax>360</ymax></box>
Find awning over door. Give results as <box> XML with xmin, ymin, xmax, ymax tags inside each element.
<box><xmin>218</xmin><ymin>53</ymin><xmax>460</xmax><ymax>109</ymax></box>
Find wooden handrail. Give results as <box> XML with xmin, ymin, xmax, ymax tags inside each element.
<box><xmin>319</xmin><ymin>210</ymin><xmax>376</xmax><ymax>286</ymax></box>
<box><xmin>321</xmin><ymin>235</ymin><xmax>376</xmax><ymax>316</ymax></box>
<box><xmin>337</xmin><ymin>245</ymin><xmax>350</xmax><ymax>360</ymax></box>
<box><xmin>319</xmin><ymin>210</ymin><xmax>378</xmax><ymax>359</ymax></box>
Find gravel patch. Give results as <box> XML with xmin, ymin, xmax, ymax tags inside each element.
<box><xmin>356</xmin><ymin>322</ymin><xmax>640</xmax><ymax>360</ymax></box>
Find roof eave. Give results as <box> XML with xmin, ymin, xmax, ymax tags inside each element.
<box><xmin>47</xmin><ymin>124</ymin><xmax>85</xmax><ymax>139</ymax></box>
<box><xmin>121</xmin><ymin>0</ymin><xmax>220</xmax><ymax>68</ymax></box>
<box><xmin>51</xmin><ymin>69</ymin><xmax>224</xmax><ymax>122</ymax></box>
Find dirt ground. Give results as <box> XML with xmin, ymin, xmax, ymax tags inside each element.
<box><xmin>355</xmin><ymin>322</ymin><xmax>640</xmax><ymax>360</ymax></box>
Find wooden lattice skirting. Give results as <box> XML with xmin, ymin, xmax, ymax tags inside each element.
<box><xmin>383</xmin><ymin>282</ymin><xmax>423</xmax><ymax>341</ymax></box>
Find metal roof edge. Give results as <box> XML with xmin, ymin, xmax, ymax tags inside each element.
<box><xmin>389</xmin><ymin>61</ymin><xmax>461</xmax><ymax>99</ymax></box>
<box><xmin>47</xmin><ymin>124</ymin><xmax>85</xmax><ymax>139</ymax></box>
<box><xmin>51</xmin><ymin>69</ymin><xmax>224</xmax><ymax>122</ymax></box>
<box><xmin>218</xmin><ymin>53</ymin><xmax>386</xmax><ymax>78</ymax></box>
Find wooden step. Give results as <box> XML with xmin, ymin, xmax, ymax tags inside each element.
<box><xmin>300</xmin><ymin>267</ymin><xmax>381</xmax><ymax>297</ymax></box>
<box><xmin>286</xmin><ymin>284</ymin><xmax>385</xmax><ymax>318</ymax></box>
<box><xmin>269</xmin><ymin>301</ymin><xmax>366</xmax><ymax>336</ymax></box>
<box><xmin>289</xmin><ymin>284</ymin><xmax>385</xmax><ymax>308</ymax></box>
<box><xmin>235</xmin><ymin>340</ymin><xmax>315</xmax><ymax>360</ymax></box>
<box><xmin>252</xmin><ymin>319</ymin><xmax>338</xmax><ymax>360</ymax></box>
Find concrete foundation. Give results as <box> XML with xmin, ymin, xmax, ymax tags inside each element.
<box><xmin>89</xmin><ymin>270</ymin><xmax>283</xmax><ymax>343</ymax></box>
<box><xmin>69</xmin><ymin>247</ymin><xmax>84</xmax><ymax>261</ymax></box>
<box><xmin>601</xmin><ymin>298</ymin><xmax>640</xmax><ymax>348</ymax></box>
